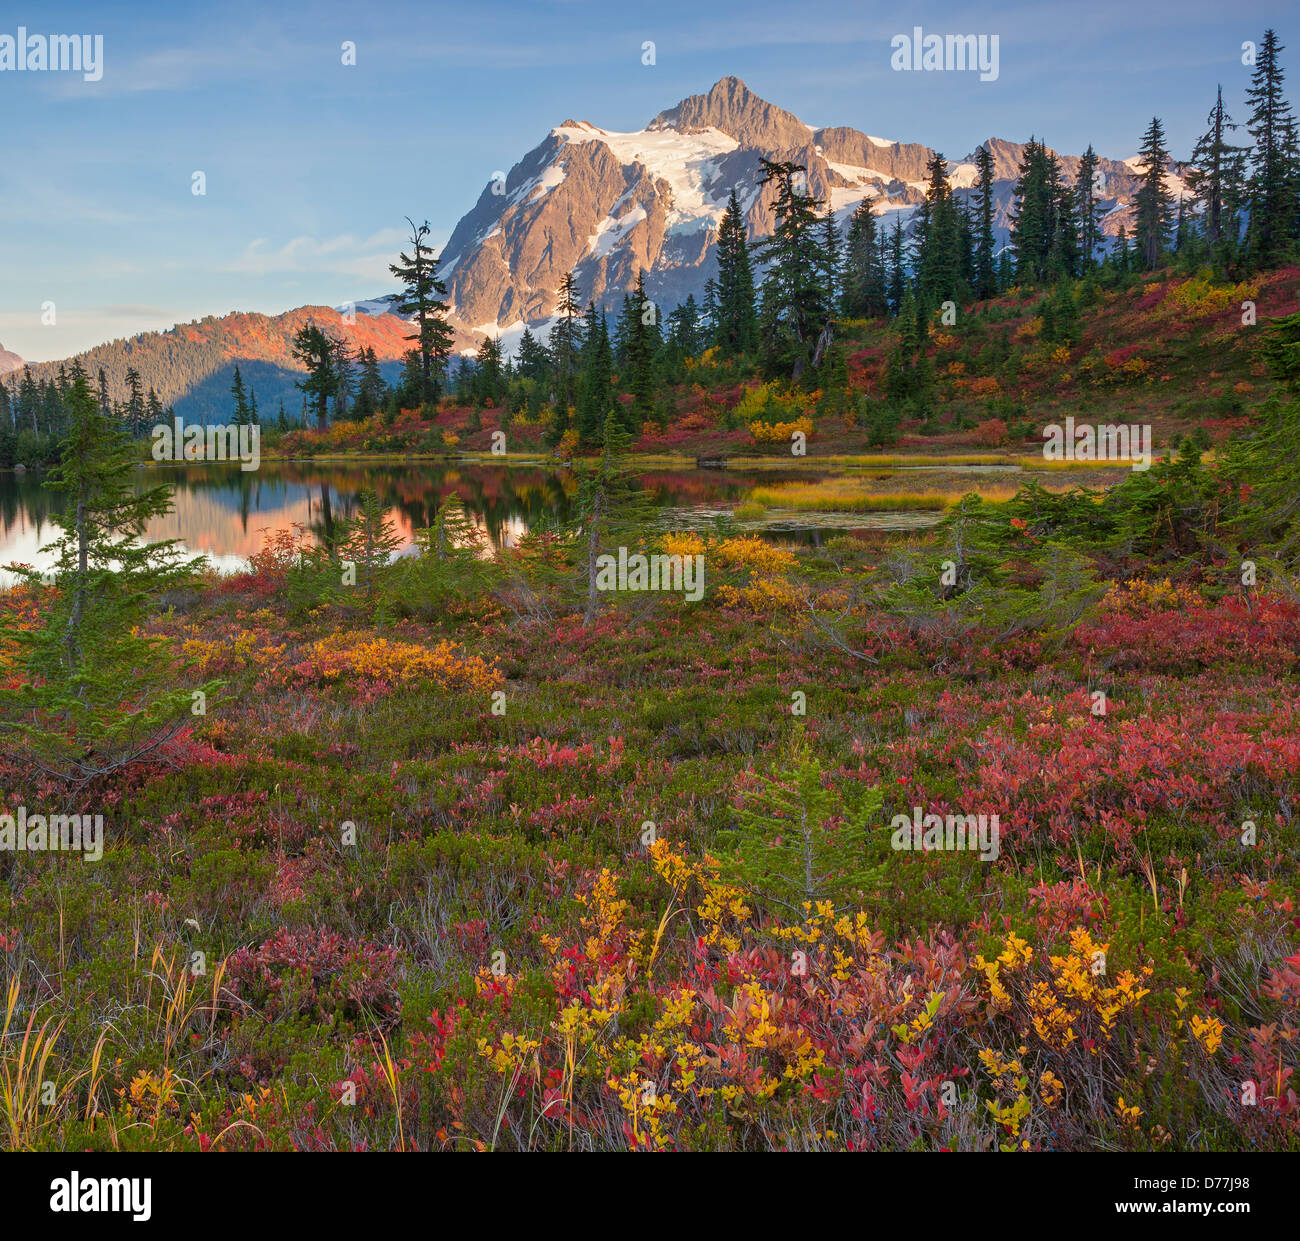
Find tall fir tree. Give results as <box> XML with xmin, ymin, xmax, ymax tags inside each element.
<box><xmin>820</xmin><ymin>208</ymin><xmax>842</xmax><ymax>310</ymax></box>
<box><xmin>754</xmin><ymin>158</ymin><xmax>831</xmax><ymax>378</ymax></box>
<box><xmin>0</xmin><ymin>371</ymin><xmax>210</xmax><ymax>784</ymax></box>
<box><xmin>389</xmin><ymin>217</ymin><xmax>454</xmax><ymax>404</ymax></box>
<box><xmin>1074</xmin><ymin>145</ymin><xmax>1104</xmax><ymax>269</ymax></box>
<box><xmin>913</xmin><ymin>152</ymin><xmax>967</xmax><ymax>305</ymax></box>
<box><xmin>841</xmin><ymin>200</ymin><xmax>888</xmax><ymax>317</ymax></box>
<box><xmin>575</xmin><ymin>306</ymin><xmax>613</xmax><ymax>446</ymax></box>
<box><xmin>474</xmin><ymin>333</ymin><xmax>506</xmax><ymax>408</ymax></box>
<box><xmin>712</xmin><ymin>190</ymin><xmax>759</xmax><ymax>355</ymax></box>
<box><xmin>548</xmin><ymin>270</ymin><xmax>583</xmax><ymax>437</ymax></box>
<box><xmin>972</xmin><ymin>143</ymin><xmax>999</xmax><ymax>298</ymax></box>
<box><xmin>230</xmin><ymin>364</ymin><xmax>252</xmax><ymax>425</ymax></box>
<box><xmin>618</xmin><ymin>271</ymin><xmax>659</xmax><ymax>427</ymax></box>
<box><xmin>1188</xmin><ymin>85</ymin><xmax>1247</xmax><ymax>250</ymax></box>
<box><xmin>123</xmin><ymin>367</ymin><xmax>144</xmax><ymax>438</ymax></box>
<box><xmin>1051</xmin><ymin>161</ymin><xmax>1082</xmax><ymax>278</ymax></box>
<box><xmin>1244</xmin><ymin>29</ymin><xmax>1299</xmax><ymax>266</ymax></box>
<box><xmin>1009</xmin><ymin>138</ymin><xmax>1058</xmax><ymax>283</ymax></box>
<box><xmin>291</xmin><ymin>325</ymin><xmax>339</xmax><ymax>430</ymax></box>
<box><xmin>886</xmin><ymin>215</ymin><xmax>906</xmax><ymax>313</ymax></box>
<box><xmin>515</xmin><ymin>326</ymin><xmax>551</xmax><ymax>382</ymax></box>
<box><xmin>1133</xmin><ymin>116</ymin><xmax>1174</xmax><ymax>270</ymax></box>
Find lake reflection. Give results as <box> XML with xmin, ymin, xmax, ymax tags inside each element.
<box><xmin>1</xmin><ymin>459</ymin><xmax>910</xmax><ymax>584</ymax></box>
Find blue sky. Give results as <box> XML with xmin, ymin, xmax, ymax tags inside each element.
<box><xmin>1</xmin><ymin>0</ymin><xmax>1294</xmax><ymax>360</ymax></box>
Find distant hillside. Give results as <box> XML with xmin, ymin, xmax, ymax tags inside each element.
<box><xmin>18</xmin><ymin>306</ymin><xmax>414</xmax><ymax>422</ymax></box>
<box><xmin>0</xmin><ymin>342</ymin><xmax>23</xmax><ymax>376</ymax></box>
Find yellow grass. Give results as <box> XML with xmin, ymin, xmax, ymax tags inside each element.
<box><xmin>747</xmin><ymin>480</ymin><xmax>949</xmax><ymax>512</ymax></box>
<box><xmin>744</xmin><ymin>468</ymin><xmax>1096</xmax><ymax>514</ymax></box>
<box><xmin>1</xmin><ymin>973</ymin><xmax>109</xmax><ymax>1150</ymax></box>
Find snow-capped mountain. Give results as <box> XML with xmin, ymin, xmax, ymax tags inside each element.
<box><xmin>434</xmin><ymin>76</ymin><xmax>1191</xmax><ymax>349</ymax></box>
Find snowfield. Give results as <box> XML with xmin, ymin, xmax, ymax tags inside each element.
<box><xmin>553</xmin><ymin>121</ymin><xmax>740</xmax><ymax>235</ymax></box>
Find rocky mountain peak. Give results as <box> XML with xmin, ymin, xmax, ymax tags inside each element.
<box><xmin>423</xmin><ymin>79</ymin><xmax>1188</xmax><ymax>353</ymax></box>
<box><xmin>649</xmin><ymin>76</ymin><xmax>812</xmax><ymax>150</ymax></box>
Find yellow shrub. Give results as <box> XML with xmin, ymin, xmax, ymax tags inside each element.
<box><xmin>1104</xmin><ymin>578</ymin><xmax>1202</xmax><ymax>613</ymax></box>
<box><xmin>735</xmin><ymin>381</ymin><xmax>803</xmax><ymax>423</ymax></box>
<box><xmin>660</xmin><ymin>531</ymin><xmax>708</xmax><ymax>558</ymax></box>
<box><xmin>556</xmin><ymin>429</ymin><xmax>580</xmax><ymax>460</ymax></box>
<box><xmin>749</xmin><ymin>416</ymin><xmax>813</xmax><ymax>445</ymax></box>
<box><xmin>717</xmin><ymin>577</ymin><xmax>801</xmax><ymax>613</ymax></box>
<box><xmin>711</xmin><ymin>535</ymin><xmax>797</xmax><ymax>573</ymax></box>
<box><xmin>302</xmin><ymin>633</ymin><xmax>501</xmax><ymax>693</ymax></box>
<box><xmin>1166</xmin><ymin>274</ymin><xmax>1260</xmax><ymax>316</ymax></box>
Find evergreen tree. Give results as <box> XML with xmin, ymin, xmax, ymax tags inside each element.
<box><xmin>578</xmin><ymin>411</ymin><xmax>657</xmax><ymax>625</ymax></box>
<box><xmin>754</xmin><ymin>158</ymin><xmax>831</xmax><ymax>378</ymax></box>
<box><xmin>700</xmin><ymin>277</ymin><xmax>720</xmax><ymax>341</ymax></box>
<box><xmin>338</xmin><ymin>491</ymin><xmax>402</xmax><ymax>600</ymax></box>
<box><xmin>1223</xmin><ymin>310</ymin><xmax>1300</xmax><ymax>583</ymax></box>
<box><xmin>1051</xmin><ymin>163</ymin><xmax>1082</xmax><ymax>278</ymax></box>
<box><xmin>619</xmin><ymin>271</ymin><xmax>659</xmax><ymax>426</ymax></box>
<box><xmin>913</xmin><ymin>152</ymin><xmax>966</xmax><ymax>304</ymax></box>
<box><xmin>1075</xmin><ymin>145</ymin><xmax>1105</xmax><ymax>269</ymax></box>
<box><xmin>575</xmin><ymin>307</ymin><xmax>614</xmax><ymax>446</ymax></box>
<box><xmin>972</xmin><ymin>143</ymin><xmax>999</xmax><ymax>298</ymax></box>
<box><xmin>354</xmin><ymin>347</ymin><xmax>386</xmax><ymax>418</ymax></box>
<box><xmin>515</xmin><ymin>327</ymin><xmax>551</xmax><ymax>382</ymax></box>
<box><xmin>841</xmin><ymin>200</ymin><xmax>888</xmax><ymax>317</ymax></box>
<box><xmin>1244</xmin><ymin>30</ymin><xmax>1299</xmax><ymax>266</ymax></box>
<box><xmin>0</xmin><ymin>392</ymin><xmax>13</xmax><ymax>469</ymax></box>
<box><xmin>886</xmin><ymin>216</ymin><xmax>906</xmax><ymax>313</ymax></box>
<box><xmin>291</xmin><ymin>324</ymin><xmax>339</xmax><ymax>430</ymax></box>
<box><xmin>0</xmin><ymin>372</ymin><xmax>208</xmax><ymax>784</ymax></box>
<box><xmin>718</xmin><ymin>734</ymin><xmax>883</xmax><ymax>915</ymax></box>
<box><xmin>230</xmin><ymin>364</ymin><xmax>251</xmax><ymax>425</ymax></box>
<box><xmin>389</xmin><ymin>217</ymin><xmax>454</xmax><ymax>404</ymax></box>
<box><xmin>820</xmin><ymin>208</ymin><xmax>842</xmax><ymax>309</ymax></box>
<box><xmin>548</xmin><ymin>270</ymin><xmax>583</xmax><ymax>437</ymax></box>
<box><xmin>665</xmin><ymin>294</ymin><xmax>702</xmax><ymax>362</ymax></box>
<box><xmin>123</xmin><ymin>367</ymin><xmax>144</xmax><ymax>438</ymax></box>
<box><xmin>713</xmin><ymin>190</ymin><xmax>759</xmax><ymax>355</ymax></box>
<box><xmin>331</xmin><ymin>339</ymin><xmax>354</xmax><ymax>420</ymax></box>
<box><xmin>1114</xmin><ymin>224</ymin><xmax>1132</xmax><ymax>273</ymax></box>
<box><xmin>1133</xmin><ymin>117</ymin><xmax>1174</xmax><ymax>270</ymax></box>
<box><xmin>1004</xmin><ymin>141</ymin><xmax>1072</xmax><ymax>281</ymax></box>
<box><xmin>1188</xmin><ymin>85</ymin><xmax>1247</xmax><ymax>250</ymax></box>
<box><xmin>473</xmin><ymin>333</ymin><xmax>506</xmax><ymax>408</ymax></box>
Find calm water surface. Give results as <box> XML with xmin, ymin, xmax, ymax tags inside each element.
<box><xmin>0</xmin><ymin>460</ymin><xmax>948</xmax><ymax>584</ymax></box>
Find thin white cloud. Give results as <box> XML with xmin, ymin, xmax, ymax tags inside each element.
<box><xmin>222</xmin><ymin>228</ymin><xmax>429</xmax><ymax>280</ymax></box>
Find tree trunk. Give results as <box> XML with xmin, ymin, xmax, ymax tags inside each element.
<box><xmin>65</xmin><ymin>484</ymin><xmax>88</xmax><ymax>683</ymax></box>
<box><xmin>584</xmin><ymin>484</ymin><xmax>604</xmax><ymax>627</ymax></box>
